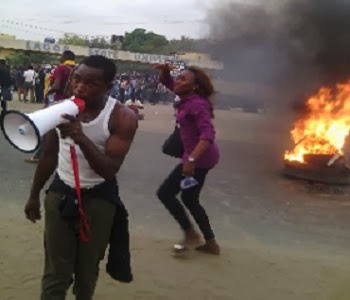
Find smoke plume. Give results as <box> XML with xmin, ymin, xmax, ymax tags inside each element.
<box><xmin>204</xmin><ymin>0</ymin><xmax>350</xmax><ymax>109</ymax></box>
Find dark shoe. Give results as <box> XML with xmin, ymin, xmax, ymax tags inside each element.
<box><xmin>196</xmin><ymin>239</ymin><xmax>220</xmax><ymax>255</ymax></box>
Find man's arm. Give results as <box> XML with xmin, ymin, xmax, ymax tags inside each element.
<box><xmin>25</xmin><ymin>129</ymin><xmax>59</xmax><ymax>222</ymax></box>
<box><xmin>75</xmin><ymin>105</ymin><xmax>138</xmax><ymax>180</ymax></box>
<box><xmin>29</xmin><ymin>130</ymin><xmax>59</xmax><ymax>198</ymax></box>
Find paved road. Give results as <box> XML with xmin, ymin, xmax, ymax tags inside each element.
<box><xmin>1</xmin><ymin>104</ymin><xmax>350</xmax><ymax>259</ymax></box>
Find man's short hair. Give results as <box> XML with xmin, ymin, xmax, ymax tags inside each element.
<box><xmin>62</xmin><ymin>50</ymin><xmax>76</xmax><ymax>61</ymax></box>
<box><xmin>0</xmin><ymin>59</ymin><xmax>6</xmax><ymax>66</ymax></box>
<box><xmin>80</xmin><ymin>55</ymin><xmax>117</xmax><ymax>84</ymax></box>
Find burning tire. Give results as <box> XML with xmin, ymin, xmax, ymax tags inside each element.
<box><xmin>283</xmin><ymin>82</ymin><xmax>350</xmax><ymax>185</ymax></box>
<box><xmin>283</xmin><ymin>154</ymin><xmax>350</xmax><ymax>185</ymax></box>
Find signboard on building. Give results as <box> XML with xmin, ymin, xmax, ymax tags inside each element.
<box><xmin>26</xmin><ymin>41</ymin><xmax>70</xmax><ymax>54</ymax></box>
<box><xmin>133</xmin><ymin>53</ymin><xmax>177</xmax><ymax>65</ymax></box>
<box><xmin>0</xmin><ymin>37</ymin><xmax>223</xmax><ymax>70</ymax></box>
<box><xmin>89</xmin><ymin>48</ymin><xmax>117</xmax><ymax>59</ymax></box>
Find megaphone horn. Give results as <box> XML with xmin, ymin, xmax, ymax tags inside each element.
<box><xmin>1</xmin><ymin>97</ymin><xmax>85</xmax><ymax>153</ymax></box>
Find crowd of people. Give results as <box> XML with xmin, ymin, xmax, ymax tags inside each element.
<box><xmin>1</xmin><ymin>50</ymin><xmax>221</xmax><ymax>300</ymax></box>
<box><xmin>110</xmin><ymin>72</ymin><xmax>174</xmax><ymax>105</ymax></box>
<box><xmin>11</xmin><ymin>65</ymin><xmax>48</xmax><ymax>103</ymax></box>
<box><xmin>1</xmin><ymin>50</ymin><xmax>177</xmax><ymax>162</ymax></box>
<box><xmin>1</xmin><ymin>58</ymin><xmax>176</xmax><ymax>111</ymax></box>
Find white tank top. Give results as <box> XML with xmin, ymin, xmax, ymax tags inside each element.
<box><xmin>57</xmin><ymin>96</ymin><xmax>117</xmax><ymax>188</ymax></box>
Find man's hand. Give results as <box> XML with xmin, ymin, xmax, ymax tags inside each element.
<box><xmin>58</xmin><ymin>114</ymin><xmax>85</xmax><ymax>144</ymax></box>
<box><xmin>24</xmin><ymin>197</ymin><xmax>41</xmax><ymax>223</ymax></box>
<box><xmin>182</xmin><ymin>161</ymin><xmax>195</xmax><ymax>177</ymax></box>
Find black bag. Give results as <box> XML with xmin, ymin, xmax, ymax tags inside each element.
<box><xmin>162</xmin><ymin>125</ymin><xmax>184</xmax><ymax>158</ymax></box>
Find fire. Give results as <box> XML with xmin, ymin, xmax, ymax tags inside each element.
<box><xmin>284</xmin><ymin>82</ymin><xmax>350</xmax><ymax>163</ymax></box>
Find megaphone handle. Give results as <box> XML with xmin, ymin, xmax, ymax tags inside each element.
<box><xmin>69</xmin><ymin>145</ymin><xmax>91</xmax><ymax>242</ymax></box>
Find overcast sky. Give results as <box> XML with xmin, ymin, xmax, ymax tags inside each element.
<box><xmin>0</xmin><ymin>0</ymin><xmax>219</xmax><ymax>42</ymax></box>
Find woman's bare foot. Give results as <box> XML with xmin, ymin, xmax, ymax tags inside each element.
<box><xmin>196</xmin><ymin>239</ymin><xmax>220</xmax><ymax>255</ymax></box>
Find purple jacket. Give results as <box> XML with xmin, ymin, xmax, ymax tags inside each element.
<box><xmin>161</xmin><ymin>74</ymin><xmax>220</xmax><ymax>169</ymax></box>
<box><xmin>176</xmin><ymin>95</ymin><xmax>220</xmax><ymax>169</ymax></box>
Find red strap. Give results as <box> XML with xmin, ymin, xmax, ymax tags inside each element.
<box><xmin>70</xmin><ymin>145</ymin><xmax>91</xmax><ymax>242</ymax></box>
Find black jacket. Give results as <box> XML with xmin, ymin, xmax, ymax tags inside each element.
<box><xmin>106</xmin><ymin>199</ymin><xmax>133</xmax><ymax>283</ymax></box>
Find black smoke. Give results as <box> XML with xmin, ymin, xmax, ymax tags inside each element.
<box><xmin>204</xmin><ymin>0</ymin><xmax>350</xmax><ymax>109</ymax></box>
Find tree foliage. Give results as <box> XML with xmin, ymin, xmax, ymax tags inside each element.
<box><xmin>5</xmin><ymin>52</ymin><xmax>30</xmax><ymax>68</ymax></box>
<box><xmin>5</xmin><ymin>28</ymin><xmax>208</xmax><ymax>72</ymax></box>
<box><xmin>5</xmin><ymin>51</ymin><xmax>58</xmax><ymax>68</ymax></box>
<box><xmin>57</xmin><ymin>29</ymin><xmax>203</xmax><ymax>55</ymax></box>
<box><xmin>58</xmin><ymin>33</ymin><xmax>117</xmax><ymax>49</ymax></box>
<box><xmin>121</xmin><ymin>28</ymin><xmax>169</xmax><ymax>54</ymax></box>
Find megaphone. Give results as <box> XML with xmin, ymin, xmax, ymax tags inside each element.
<box><xmin>1</xmin><ymin>97</ymin><xmax>85</xmax><ymax>153</ymax></box>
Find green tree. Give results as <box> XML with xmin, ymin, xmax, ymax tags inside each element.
<box><xmin>58</xmin><ymin>29</ymin><xmax>207</xmax><ymax>57</ymax></box>
<box><xmin>30</xmin><ymin>53</ymin><xmax>59</xmax><ymax>65</ymax></box>
<box><xmin>5</xmin><ymin>52</ymin><xmax>30</xmax><ymax>68</ymax></box>
<box><xmin>122</xmin><ymin>28</ymin><xmax>169</xmax><ymax>54</ymax></box>
<box><xmin>58</xmin><ymin>34</ymin><xmax>118</xmax><ymax>50</ymax></box>
<box><xmin>58</xmin><ymin>33</ymin><xmax>89</xmax><ymax>46</ymax></box>
<box><xmin>5</xmin><ymin>51</ymin><xmax>58</xmax><ymax>68</ymax></box>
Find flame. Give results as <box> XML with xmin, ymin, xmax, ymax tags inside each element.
<box><xmin>284</xmin><ymin>82</ymin><xmax>350</xmax><ymax>163</ymax></box>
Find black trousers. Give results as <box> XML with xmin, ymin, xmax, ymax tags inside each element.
<box><xmin>0</xmin><ymin>100</ymin><xmax>7</xmax><ymax>122</ymax></box>
<box><xmin>35</xmin><ymin>84</ymin><xmax>44</xmax><ymax>103</ymax></box>
<box><xmin>157</xmin><ymin>164</ymin><xmax>215</xmax><ymax>240</ymax></box>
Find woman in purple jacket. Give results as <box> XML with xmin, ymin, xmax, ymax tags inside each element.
<box><xmin>156</xmin><ymin>65</ymin><xmax>220</xmax><ymax>255</ymax></box>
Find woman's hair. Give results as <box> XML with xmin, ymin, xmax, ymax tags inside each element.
<box><xmin>187</xmin><ymin>66</ymin><xmax>215</xmax><ymax>118</ymax></box>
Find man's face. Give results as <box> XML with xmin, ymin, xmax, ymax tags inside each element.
<box><xmin>71</xmin><ymin>64</ymin><xmax>110</xmax><ymax>105</ymax></box>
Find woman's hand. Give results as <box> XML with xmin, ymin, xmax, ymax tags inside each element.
<box><xmin>154</xmin><ymin>64</ymin><xmax>175</xmax><ymax>71</ymax></box>
<box><xmin>154</xmin><ymin>64</ymin><xmax>175</xmax><ymax>78</ymax></box>
<box><xmin>182</xmin><ymin>161</ymin><xmax>195</xmax><ymax>177</ymax></box>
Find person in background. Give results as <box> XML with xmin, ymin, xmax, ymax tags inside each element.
<box><xmin>110</xmin><ymin>76</ymin><xmax>120</xmax><ymax>100</ymax></box>
<box><xmin>125</xmin><ymin>81</ymin><xmax>133</xmax><ymax>101</ymax></box>
<box><xmin>148</xmin><ymin>78</ymin><xmax>158</xmax><ymax>105</ymax></box>
<box><xmin>134</xmin><ymin>78</ymin><xmax>142</xmax><ymax>102</ymax></box>
<box><xmin>45</xmin><ymin>50</ymin><xmax>76</xmax><ymax>104</ymax></box>
<box><xmin>34</xmin><ymin>66</ymin><xmax>45</xmax><ymax>104</ymax></box>
<box><xmin>118</xmin><ymin>78</ymin><xmax>128</xmax><ymax>104</ymax></box>
<box><xmin>25</xmin><ymin>51</ymin><xmax>75</xmax><ymax>163</ymax></box>
<box><xmin>16</xmin><ymin>67</ymin><xmax>25</xmax><ymax>101</ymax></box>
<box><xmin>11</xmin><ymin>68</ymin><xmax>17</xmax><ymax>92</ymax></box>
<box><xmin>23</xmin><ymin>65</ymin><xmax>35</xmax><ymax>103</ymax></box>
<box><xmin>0</xmin><ymin>59</ymin><xmax>12</xmax><ymax>119</ymax></box>
<box><xmin>43</xmin><ymin>66</ymin><xmax>52</xmax><ymax>97</ymax></box>
<box><xmin>155</xmin><ymin>64</ymin><xmax>221</xmax><ymax>255</ymax></box>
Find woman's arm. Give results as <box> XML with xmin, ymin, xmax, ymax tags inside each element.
<box><xmin>155</xmin><ymin>64</ymin><xmax>174</xmax><ymax>91</ymax></box>
<box><xmin>182</xmin><ymin>100</ymin><xmax>216</xmax><ymax>176</ymax></box>
<box><xmin>189</xmin><ymin>140</ymin><xmax>211</xmax><ymax>161</ymax></box>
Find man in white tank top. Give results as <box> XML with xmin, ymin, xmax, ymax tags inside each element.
<box><xmin>24</xmin><ymin>56</ymin><xmax>138</xmax><ymax>299</ymax></box>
